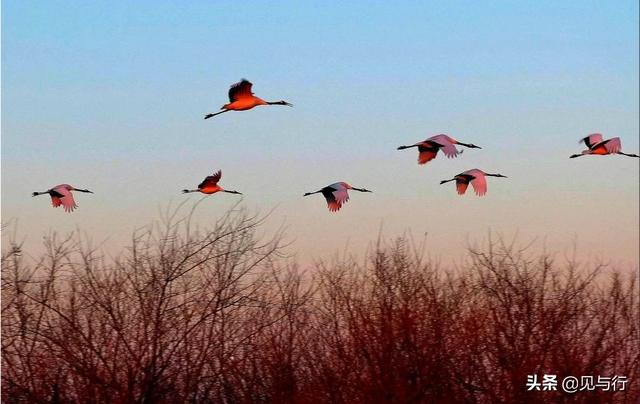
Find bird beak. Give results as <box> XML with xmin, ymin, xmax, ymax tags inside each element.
<box><xmin>284</xmin><ymin>101</ymin><xmax>293</xmax><ymax>107</ymax></box>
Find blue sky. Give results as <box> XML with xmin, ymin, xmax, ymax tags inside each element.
<box><xmin>2</xmin><ymin>1</ymin><xmax>639</xmax><ymax>266</ymax></box>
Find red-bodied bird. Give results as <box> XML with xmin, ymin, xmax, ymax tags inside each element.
<box><xmin>304</xmin><ymin>182</ymin><xmax>372</xmax><ymax>212</ymax></box>
<box><xmin>570</xmin><ymin>134</ymin><xmax>639</xmax><ymax>158</ymax></box>
<box><xmin>182</xmin><ymin>170</ymin><xmax>243</xmax><ymax>195</ymax></box>
<box><xmin>32</xmin><ymin>184</ymin><xmax>93</xmax><ymax>213</ymax></box>
<box><xmin>440</xmin><ymin>169</ymin><xmax>507</xmax><ymax>197</ymax></box>
<box><xmin>204</xmin><ymin>79</ymin><xmax>292</xmax><ymax>119</ymax></box>
<box><xmin>397</xmin><ymin>134</ymin><xmax>481</xmax><ymax>165</ymax></box>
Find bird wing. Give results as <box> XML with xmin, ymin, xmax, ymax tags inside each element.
<box><xmin>428</xmin><ymin>134</ymin><xmax>455</xmax><ymax>144</ymax></box>
<box><xmin>581</xmin><ymin>134</ymin><xmax>603</xmax><ymax>149</ymax></box>
<box><xmin>464</xmin><ymin>170</ymin><xmax>487</xmax><ymax>196</ymax></box>
<box><xmin>602</xmin><ymin>137</ymin><xmax>622</xmax><ymax>154</ymax></box>
<box><xmin>417</xmin><ymin>144</ymin><xmax>439</xmax><ymax>165</ymax></box>
<box><xmin>321</xmin><ymin>185</ymin><xmax>350</xmax><ymax>212</ymax></box>
<box><xmin>440</xmin><ymin>143</ymin><xmax>461</xmax><ymax>159</ymax></box>
<box><xmin>52</xmin><ymin>186</ymin><xmax>77</xmax><ymax>212</ymax></box>
<box><xmin>51</xmin><ymin>195</ymin><xmax>62</xmax><ymax>208</ymax></box>
<box><xmin>198</xmin><ymin>170</ymin><xmax>222</xmax><ymax>189</ymax></box>
<box><xmin>427</xmin><ymin>135</ymin><xmax>460</xmax><ymax>158</ymax></box>
<box><xmin>455</xmin><ymin>178</ymin><xmax>470</xmax><ymax>195</ymax></box>
<box><xmin>228</xmin><ymin>79</ymin><xmax>253</xmax><ymax>102</ymax></box>
<box><xmin>320</xmin><ymin>188</ymin><xmax>340</xmax><ymax>212</ymax></box>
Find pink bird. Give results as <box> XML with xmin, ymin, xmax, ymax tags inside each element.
<box><xmin>397</xmin><ymin>134</ymin><xmax>481</xmax><ymax>165</ymax></box>
<box><xmin>182</xmin><ymin>170</ymin><xmax>243</xmax><ymax>195</ymax></box>
<box><xmin>440</xmin><ymin>169</ymin><xmax>507</xmax><ymax>196</ymax></box>
<box><xmin>303</xmin><ymin>182</ymin><xmax>372</xmax><ymax>212</ymax></box>
<box><xmin>570</xmin><ymin>134</ymin><xmax>639</xmax><ymax>158</ymax></box>
<box><xmin>204</xmin><ymin>79</ymin><xmax>292</xmax><ymax>119</ymax></box>
<box><xmin>32</xmin><ymin>184</ymin><xmax>93</xmax><ymax>213</ymax></box>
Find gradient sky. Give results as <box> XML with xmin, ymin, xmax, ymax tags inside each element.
<box><xmin>2</xmin><ymin>1</ymin><xmax>639</xmax><ymax>267</ymax></box>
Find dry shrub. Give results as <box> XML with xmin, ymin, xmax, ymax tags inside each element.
<box><xmin>2</xmin><ymin>208</ymin><xmax>638</xmax><ymax>403</ymax></box>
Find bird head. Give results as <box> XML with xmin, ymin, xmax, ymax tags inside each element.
<box><xmin>350</xmin><ymin>185</ymin><xmax>372</xmax><ymax>193</ymax></box>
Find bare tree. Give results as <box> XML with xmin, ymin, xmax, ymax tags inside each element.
<box><xmin>2</xmin><ymin>212</ymin><xmax>638</xmax><ymax>403</ymax></box>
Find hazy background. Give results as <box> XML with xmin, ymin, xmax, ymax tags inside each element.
<box><xmin>2</xmin><ymin>1</ymin><xmax>638</xmax><ymax>267</ymax></box>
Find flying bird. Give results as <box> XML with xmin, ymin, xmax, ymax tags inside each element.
<box><xmin>182</xmin><ymin>170</ymin><xmax>243</xmax><ymax>195</ymax></box>
<box><xmin>303</xmin><ymin>182</ymin><xmax>372</xmax><ymax>212</ymax></box>
<box><xmin>440</xmin><ymin>169</ymin><xmax>507</xmax><ymax>196</ymax></box>
<box><xmin>204</xmin><ymin>79</ymin><xmax>292</xmax><ymax>119</ymax></box>
<box><xmin>570</xmin><ymin>134</ymin><xmax>639</xmax><ymax>158</ymax></box>
<box><xmin>32</xmin><ymin>184</ymin><xmax>93</xmax><ymax>212</ymax></box>
<box><xmin>397</xmin><ymin>134</ymin><xmax>481</xmax><ymax>165</ymax></box>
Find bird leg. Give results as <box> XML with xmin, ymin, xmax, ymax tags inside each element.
<box><xmin>617</xmin><ymin>152</ymin><xmax>640</xmax><ymax>158</ymax></box>
<box><xmin>204</xmin><ymin>109</ymin><xmax>229</xmax><ymax>119</ymax></box>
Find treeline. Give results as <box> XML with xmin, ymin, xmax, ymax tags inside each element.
<box><xmin>2</xmin><ymin>207</ymin><xmax>638</xmax><ymax>403</ymax></box>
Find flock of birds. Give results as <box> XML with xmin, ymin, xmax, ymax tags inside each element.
<box><xmin>33</xmin><ymin>79</ymin><xmax>640</xmax><ymax>213</ymax></box>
